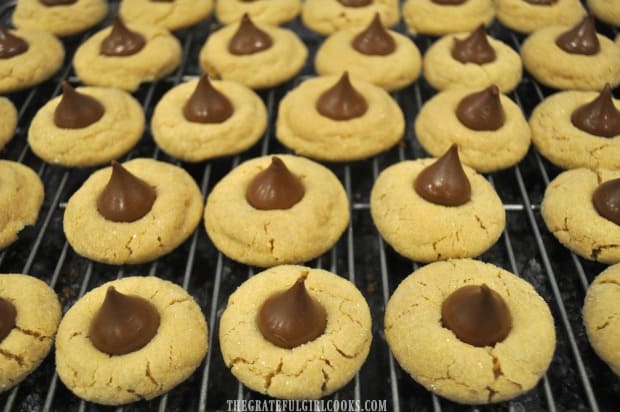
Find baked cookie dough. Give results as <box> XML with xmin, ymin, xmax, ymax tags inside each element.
<box><xmin>315</xmin><ymin>23</ymin><xmax>422</xmax><ymax>91</ymax></box>
<box><xmin>204</xmin><ymin>155</ymin><xmax>350</xmax><ymax>267</ymax></box>
<box><xmin>529</xmin><ymin>89</ymin><xmax>620</xmax><ymax>170</ymax></box>
<box><xmin>520</xmin><ymin>25</ymin><xmax>620</xmax><ymax>91</ymax></box>
<box><xmin>119</xmin><ymin>0</ymin><xmax>213</xmax><ymax>31</ymax></box>
<box><xmin>0</xmin><ymin>161</ymin><xmax>44</xmax><ymax>251</ymax></box>
<box><xmin>63</xmin><ymin>158</ymin><xmax>203</xmax><ymax>265</ymax></box>
<box><xmin>583</xmin><ymin>263</ymin><xmax>620</xmax><ymax>375</ymax></box>
<box><xmin>541</xmin><ymin>168</ymin><xmax>620</xmax><ymax>264</ymax></box>
<box><xmin>495</xmin><ymin>0</ymin><xmax>586</xmax><ymax>34</ymax></box>
<box><xmin>216</xmin><ymin>0</ymin><xmax>301</xmax><ymax>25</ymax></box>
<box><xmin>28</xmin><ymin>86</ymin><xmax>144</xmax><ymax>167</ymax></box>
<box><xmin>422</xmin><ymin>31</ymin><xmax>523</xmax><ymax>93</ymax></box>
<box><xmin>199</xmin><ymin>18</ymin><xmax>307</xmax><ymax>89</ymax></box>
<box><xmin>588</xmin><ymin>0</ymin><xmax>620</xmax><ymax>27</ymax></box>
<box><xmin>13</xmin><ymin>0</ymin><xmax>107</xmax><ymax>37</ymax></box>
<box><xmin>370</xmin><ymin>157</ymin><xmax>505</xmax><ymax>262</ymax></box>
<box><xmin>73</xmin><ymin>21</ymin><xmax>182</xmax><ymax>92</ymax></box>
<box><xmin>0</xmin><ymin>274</ymin><xmax>61</xmax><ymax>393</ymax></box>
<box><xmin>151</xmin><ymin>77</ymin><xmax>267</xmax><ymax>162</ymax></box>
<box><xmin>219</xmin><ymin>265</ymin><xmax>371</xmax><ymax>399</ymax></box>
<box><xmin>0</xmin><ymin>28</ymin><xmax>64</xmax><ymax>94</ymax></box>
<box><xmin>276</xmin><ymin>75</ymin><xmax>404</xmax><ymax>161</ymax></box>
<box><xmin>414</xmin><ymin>88</ymin><xmax>531</xmax><ymax>172</ymax></box>
<box><xmin>55</xmin><ymin>276</ymin><xmax>208</xmax><ymax>405</ymax></box>
<box><xmin>403</xmin><ymin>0</ymin><xmax>494</xmax><ymax>36</ymax></box>
<box><xmin>385</xmin><ymin>259</ymin><xmax>556</xmax><ymax>404</ymax></box>
<box><xmin>0</xmin><ymin>98</ymin><xmax>17</xmax><ymax>150</ymax></box>
<box><xmin>301</xmin><ymin>0</ymin><xmax>400</xmax><ymax>36</ymax></box>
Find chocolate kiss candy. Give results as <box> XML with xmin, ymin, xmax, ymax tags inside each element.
<box><xmin>97</xmin><ymin>161</ymin><xmax>157</xmax><ymax>222</ymax></box>
<box><xmin>100</xmin><ymin>16</ymin><xmax>146</xmax><ymax>57</ymax></box>
<box><xmin>183</xmin><ymin>75</ymin><xmax>234</xmax><ymax>124</ymax></box>
<box><xmin>257</xmin><ymin>275</ymin><xmax>327</xmax><ymax>349</ymax></box>
<box><xmin>89</xmin><ymin>287</ymin><xmax>160</xmax><ymax>356</ymax></box>
<box><xmin>316</xmin><ymin>72</ymin><xmax>368</xmax><ymax>121</ymax></box>
<box><xmin>432</xmin><ymin>0</ymin><xmax>466</xmax><ymax>4</ymax></box>
<box><xmin>246</xmin><ymin>157</ymin><xmax>305</xmax><ymax>210</ymax></box>
<box><xmin>441</xmin><ymin>284</ymin><xmax>512</xmax><ymax>347</ymax></box>
<box><xmin>451</xmin><ymin>24</ymin><xmax>496</xmax><ymax>65</ymax></box>
<box><xmin>593</xmin><ymin>178</ymin><xmax>620</xmax><ymax>226</ymax></box>
<box><xmin>571</xmin><ymin>84</ymin><xmax>620</xmax><ymax>138</ymax></box>
<box><xmin>54</xmin><ymin>82</ymin><xmax>105</xmax><ymax>129</ymax></box>
<box><xmin>339</xmin><ymin>0</ymin><xmax>372</xmax><ymax>7</ymax></box>
<box><xmin>556</xmin><ymin>16</ymin><xmax>600</xmax><ymax>56</ymax></box>
<box><xmin>39</xmin><ymin>0</ymin><xmax>77</xmax><ymax>5</ymax></box>
<box><xmin>0</xmin><ymin>26</ymin><xmax>29</xmax><ymax>59</ymax></box>
<box><xmin>0</xmin><ymin>297</ymin><xmax>16</xmax><ymax>343</ymax></box>
<box><xmin>414</xmin><ymin>145</ymin><xmax>471</xmax><ymax>207</ymax></box>
<box><xmin>456</xmin><ymin>85</ymin><xmax>506</xmax><ymax>131</ymax></box>
<box><xmin>523</xmin><ymin>0</ymin><xmax>557</xmax><ymax>4</ymax></box>
<box><xmin>352</xmin><ymin>13</ymin><xmax>396</xmax><ymax>56</ymax></box>
<box><xmin>228</xmin><ymin>14</ymin><xmax>273</xmax><ymax>55</ymax></box>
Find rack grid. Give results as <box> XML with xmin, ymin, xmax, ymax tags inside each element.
<box><xmin>0</xmin><ymin>1</ymin><xmax>618</xmax><ymax>411</ymax></box>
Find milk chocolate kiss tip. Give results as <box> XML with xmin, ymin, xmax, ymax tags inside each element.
<box><xmin>451</xmin><ymin>24</ymin><xmax>496</xmax><ymax>65</ymax></box>
<box><xmin>183</xmin><ymin>75</ymin><xmax>234</xmax><ymax>124</ymax></box>
<box><xmin>316</xmin><ymin>72</ymin><xmax>368</xmax><ymax>121</ymax></box>
<box><xmin>556</xmin><ymin>16</ymin><xmax>600</xmax><ymax>56</ymax></box>
<box><xmin>89</xmin><ymin>286</ymin><xmax>160</xmax><ymax>356</ymax></box>
<box><xmin>338</xmin><ymin>0</ymin><xmax>372</xmax><ymax>7</ymax></box>
<box><xmin>0</xmin><ymin>297</ymin><xmax>17</xmax><ymax>343</ymax></box>
<box><xmin>593</xmin><ymin>178</ymin><xmax>620</xmax><ymax>226</ymax></box>
<box><xmin>0</xmin><ymin>26</ymin><xmax>29</xmax><ymax>59</ymax></box>
<box><xmin>352</xmin><ymin>13</ymin><xmax>396</xmax><ymax>56</ymax></box>
<box><xmin>456</xmin><ymin>85</ymin><xmax>505</xmax><ymax>131</ymax></box>
<box><xmin>228</xmin><ymin>14</ymin><xmax>273</xmax><ymax>55</ymax></box>
<box><xmin>257</xmin><ymin>274</ymin><xmax>327</xmax><ymax>349</ymax></box>
<box><xmin>571</xmin><ymin>84</ymin><xmax>620</xmax><ymax>138</ymax></box>
<box><xmin>97</xmin><ymin>161</ymin><xmax>157</xmax><ymax>223</ymax></box>
<box><xmin>100</xmin><ymin>16</ymin><xmax>146</xmax><ymax>57</ymax></box>
<box><xmin>246</xmin><ymin>157</ymin><xmax>305</xmax><ymax>210</ymax></box>
<box><xmin>414</xmin><ymin>145</ymin><xmax>471</xmax><ymax>207</ymax></box>
<box><xmin>39</xmin><ymin>0</ymin><xmax>77</xmax><ymax>6</ymax></box>
<box><xmin>54</xmin><ymin>81</ymin><xmax>105</xmax><ymax>129</ymax></box>
<box><xmin>441</xmin><ymin>284</ymin><xmax>512</xmax><ymax>347</ymax></box>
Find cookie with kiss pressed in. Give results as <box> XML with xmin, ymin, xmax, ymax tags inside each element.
<box><xmin>119</xmin><ymin>0</ymin><xmax>213</xmax><ymax>31</ymax></box>
<box><xmin>495</xmin><ymin>0</ymin><xmax>585</xmax><ymax>34</ymax></box>
<box><xmin>402</xmin><ymin>0</ymin><xmax>494</xmax><ymax>36</ymax></box>
<box><xmin>13</xmin><ymin>0</ymin><xmax>108</xmax><ymax>37</ymax></box>
<box><xmin>216</xmin><ymin>0</ymin><xmax>301</xmax><ymax>25</ymax></box>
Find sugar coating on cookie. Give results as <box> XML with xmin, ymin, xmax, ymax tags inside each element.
<box><xmin>301</xmin><ymin>0</ymin><xmax>400</xmax><ymax>35</ymax></box>
<box><xmin>495</xmin><ymin>0</ymin><xmax>586</xmax><ymax>34</ymax></box>
<box><xmin>315</xmin><ymin>25</ymin><xmax>421</xmax><ymax>91</ymax></box>
<box><xmin>204</xmin><ymin>155</ymin><xmax>350</xmax><ymax>267</ymax></box>
<box><xmin>216</xmin><ymin>0</ymin><xmax>301</xmax><ymax>25</ymax></box>
<box><xmin>385</xmin><ymin>259</ymin><xmax>556</xmax><ymax>404</ymax></box>
<box><xmin>28</xmin><ymin>87</ymin><xmax>144</xmax><ymax>167</ymax></box>
<box><xmin>13</xmin><ymin>0</ymin><xmax>108</xmax><ymax>37</ymax></box>
<box><xmin>63</xmin><ymin>158</ymin><xmax>203</xmax><ymax>265</ymax></box>
<box><xmin>0</xmin><ymin>29</ymin><xmax>64</xmax><ymax>94</ymax></box>
<box><xmin>276</xmin><ymin>75</ymin><xmax>404</xmax><ymax>161</ymax></box>
<box><xmin>415</xmin><ymin>88</ymin><xmax>531</xmax><ymax>172</ymax></box>
<box><xmin>0</xmin><ymin>161</ymin><xmax>44</xmax><ymax>251</ymax></box>
<box><xmin>151</xmin><ymin>78</ymin><xmax>267</xmax><ymax>162</ymax></box>
<box><xmin>219</xmin><ymin>265</ymin><xmax>371</xmax><ymax>399</ymax></box>
<box><xmin>0</xmin><ymin>98</ymin><xmax>17</xmax><ymax>150</ymax></box>
<box><xmin>0</xmin><ymin>274</ymin><xmax>61</xmax><ymax>393</ymax></box>
<box><xmin>55</xmin><ymin>276</ymin><xmax>208</xmax><ymax>405</ymax></box>
<box><xmin>119</xmin><ymin>0</ymin><xmax>213</xmax><ymax>31</ymax></box>
<box><xmin>530</xmin><ymin>90</ymin><xmax>620</xmax><ymax>170</ymax></box>
<box><xmin>541</xmin><ymin>168</ymin><xmax>620</xmax><ymax>264</ymax></box>
<box><xmin>521</xmin><ymin>26</ymin><xmax>620</xmax><ymax>91</ymax></box>
<box><xmin>74</xmin><ymin>22</ymin><xmax>181</xmax><ymax>92</ymax></box>
<box><xmin>583</xmin><ymin>263</ymin><xmax>620</xmax><ymax>375</ymax></box>
<box><xmin>422</xmin><ymin>32</ymin><xmax>522</xmax><ymax>93</ymax></box>
<box><xmin>370</xmin><ymin>159</ymin><xmax>505</xmax><ymax>262</ymax></box>
<box><xmin>403</xmin><ymin>0</ymin><xmax>494</xmax><ymax>36</ymax></box>
<box><xmin>199</xmin><ymin>20</ymin><xmax>307</xmax><ymax>89</ymax></box>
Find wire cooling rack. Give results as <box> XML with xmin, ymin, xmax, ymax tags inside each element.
<box><xmin>0</xmin><ymin>0</ymin><xmax>618</xmax><ymax>411</ymax></box>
